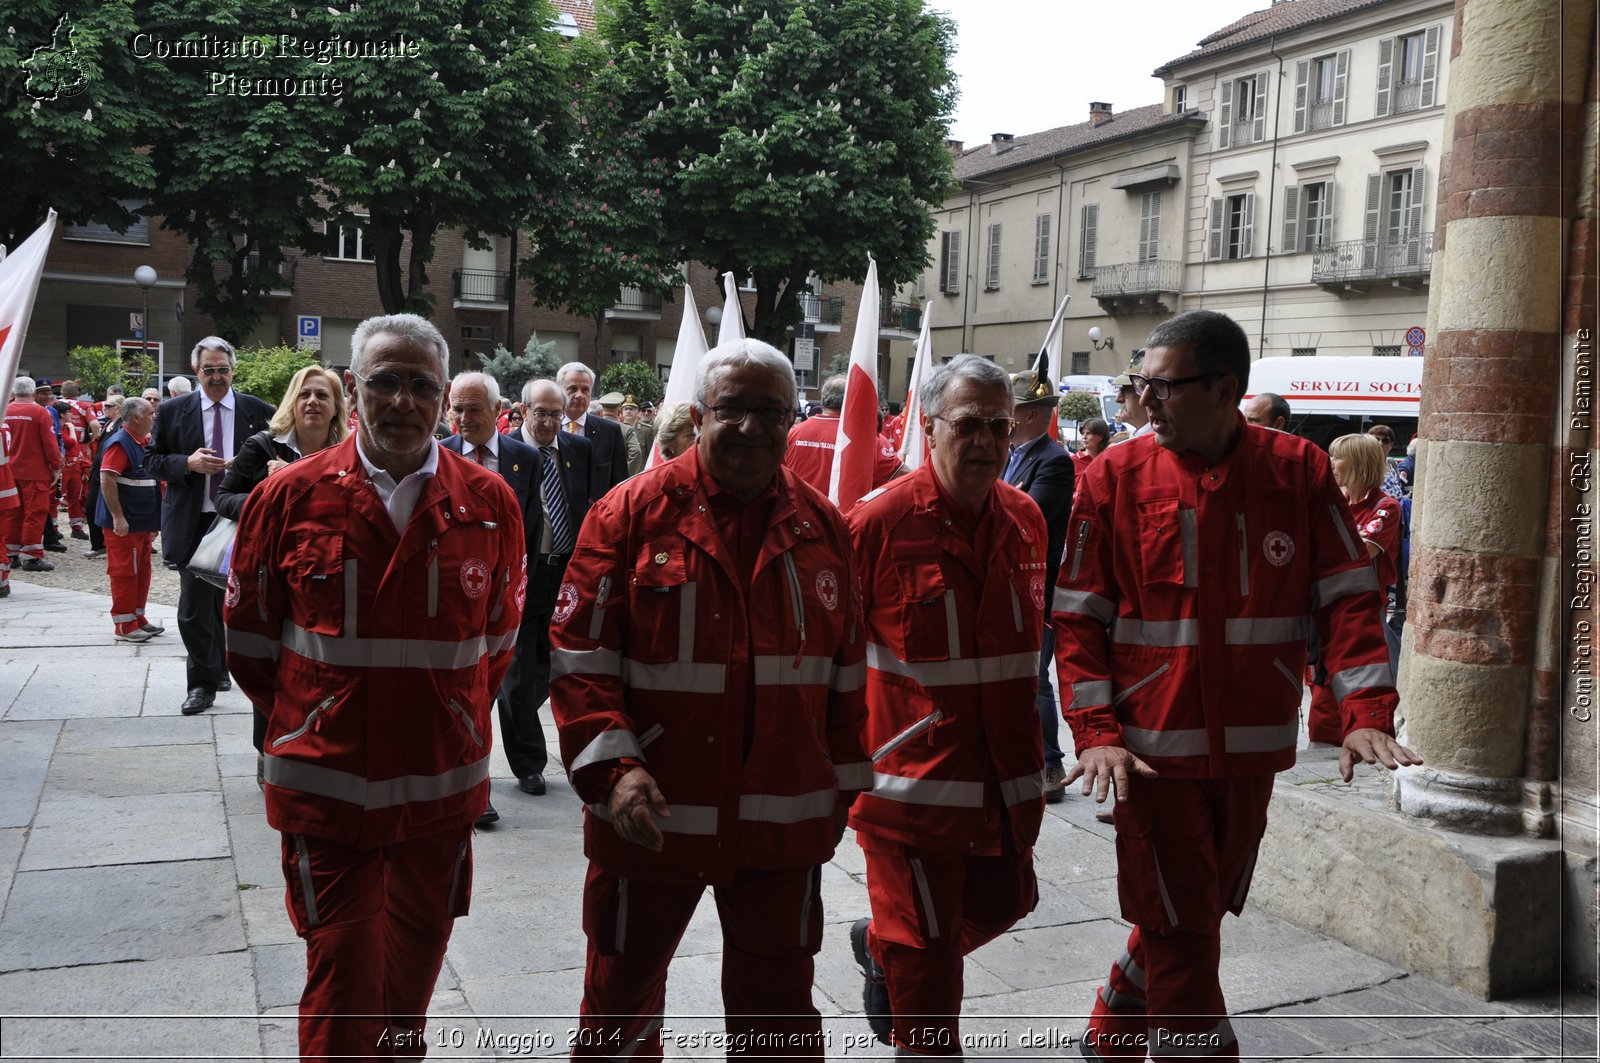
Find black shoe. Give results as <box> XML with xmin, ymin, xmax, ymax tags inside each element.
<box><xmin>70</xmin><ymin>529</ymin><xmax>89</xmax><ymax>540</ymax></box>
<box><xmin>475</xmin><ymin>801</ymin><xmax>500</xmax><ymax>828</ymax></box>
<box><xmin>217</xmin><ymin>676</ymin><xmax>232</xmax><ymax>692</ymax></box>
<box><xmin>1044</xmin><ymin>763</ymin><xmax>1067</xmax><ymax>805</ymax></box>
<box><xmin>20</xmin><ymin>558</ymin><xmax>55</xmax><ymax>572</ymax></box>
<box><xmin>0</xmin><ymin>583</ymin><xmax>9</xmax><ymax>598</ymax></box>
<box><xmin>180</xmin><ymin>687</ymin><xmax>215</xmax><ymax>715</ymax></box>
<box><xmin>163</xmin><ymin>560</ymin><xmax>179</xmax><ymax>570</ymax></box>
<box><xmin>518</xmin><ymin>775</ymin><xmax>547</xmax><ymax>796</ymax></box>
<box><xmin>43</xmin><ymin>542</ymin><xmax>67</xmax><ymax>553</ymax></box>
<box><xmin>850</xmin><ymin>917</ymin><xmax>893</xmax><ymax>1045</ymax></box>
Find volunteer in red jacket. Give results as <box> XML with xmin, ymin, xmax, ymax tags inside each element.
<box><xmin>225</xmin><ymin>314</ymin><xmax>525</xmax><ymax>1060</ymax></box>
<box><xmin>1054</xmin><ymin>311</ymin><xmax>1420</xmax><ymax>1062</ymax></box>
<box><xmin>846</xmin><ymin>354</ymin><xmax>1048</xmax><ymax>1054</ymax></box>
<box><xmin>4</xmin><ymin>377</ymin><xmax>63</xmax><ymax>571</ymax></box>
<box><xmin>0</xmin><ymin>423</ymin><xmax>18</xmax><ymax>598</ymax></box>
<box><xmin>784</xmin><ymin>374</ymin><xmax>905</xmax><ymax>495</ymax></box>
<box><xmin>95</xmin><ymin>397</ymin><xmax>162</xmax><ymax>642</ymax></box>
<box><xmin>551</xmin><ymin>338</ymin><xmax>871</xmax><ymax>1061</ymax></box>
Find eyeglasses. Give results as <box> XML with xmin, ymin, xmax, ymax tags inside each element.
<box><xmin>350</xmin><ymin>370</ymin><xmax>444</xmax><ymax>402</ymax></box>
<box><xmin>933</xmin><ymin>414</ymin><xmax>1017</xmax><ymax>439</ymax></box>
<box><xmin>707</xmin><ymin>404</ymin><xmax>794</xmax><ymax>427</ymax></box>
<box><xmin>197</xmin><ymin>366</ymin><xmax>232</xmax><ymax>377</ymax></box>
<box><xmin>1127</xmin><ymin>372</ymin><xmax>1218</xmax><ymax>401</ymax></box>
<box><xmin>526</xmin><ymin>408</ymin><xmax>563</xmax><ymax>421</ymax></box>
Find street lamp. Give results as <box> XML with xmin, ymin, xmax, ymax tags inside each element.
<box><xmin>704</xmin><ymin>305</ymin><xmax>722</xmax><ymax>330</ymax></box>
<box><xmin>133</xmin><ymin>265</ymin><xmax>160</xmax><ymax>387</ymax></box>
<box><xmin>1087</xmin><ymin>325</ymin><xmax>1115</xmax><ymax>353</ymax></box>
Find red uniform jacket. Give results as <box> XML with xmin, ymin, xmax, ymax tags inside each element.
<box><xmin>3</xmin><ymin>402</ymin><xmax>62</xmax><ymax>481</ymax></box>
<box><xmin>1053</xmin><ymin>419</ymin><xmax>1398</xmax><ymax>778</ymax></box>
<box><xmin>0</xmin><ymin>425</ymin><xmax>17</xmax><ymax>515</ymax></box>
<box><xmin>225</xmin><ymin>436</ymin><xmax>525</xmax><ymax>847</ymax></box>
<box><xmin>550</xmin><ymin>448</ymin><xmax>871</xmax><ymax>883</ymax></box>
<box><xmin>847</xmin><ymin>465</ymin><xmax>1049</xmax><ymax>854</ymax></box>
<box><xmin>1348</xmin><ymin>488</ymin><xmax>1402</xmax><ymax>592</ymax></box>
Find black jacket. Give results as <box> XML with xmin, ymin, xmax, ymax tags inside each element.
<box><xmin>147</xmin><ymin>388</ymin><xmax>274</xmax><ymax>563</ymax></box>
<box><xmin>214</xmin><ymin>430</ymin><xmax>300</xmax><ymax>523</ymax></box>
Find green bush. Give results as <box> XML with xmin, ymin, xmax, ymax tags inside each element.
<box><xmin>1058</xmin><ymin>391</ymin><xmax>1103</xmax><ymax>425</ymax></box>
<box><xmin>68</xmin><ymin>345</ymin><xmax>154</xmax><ymax>398</ymax></box>
<box><xmin>478</xmin><ymin>333</ymin><xmax>560</xmax><ymax>402</ymax></box>
<box><xmin>232</xmin><ymin>345</ymin><xmax>321</xmax><ymax>406</ymax></box>
<box><xmin>599</xmin><ymin>359</ymin><xmax>664</xmax><ymax>406</ymax></box>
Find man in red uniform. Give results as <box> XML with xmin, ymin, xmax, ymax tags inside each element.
<box><xmin>225</xmin><ymin>313</ymin><xmax>525</xmax><ymax>1059</ymax></box>
<box><xmin>58</xmin><ymin>383</ymin><xmax>95</xmax><ymax>538</ymax></box>
<box><xmin>784</xmin><ymin>374</ymin><xmax>905</xmax><ymax>495</ymax></box>
<box><xmin>1053</xmin><ymin>311</ymin><xmax>1420</xmax><ymax>1062</ymax></box>
<box><xmin>551</xmin><ymin>338</ymin><xmax>871</xmax><ymax>1061</ymax></box>
<box><xmin>0</xmin><ymin>422</ymin><xmax>18</xmax><ymax>598</ymax></box>
<box><xmin>4</xmin><ymin>377</ymin><xmax>63</xmax><ymax>572</ymax></box>
<box><xmin>96</xmin><ymin>397</ymin><xmax>162</xmax><ymax>641</ymax></box>
<box><xmin>846</xmin><ymin>354</ymin><xmax>1048</xmax><ymax>1054</ymax></box>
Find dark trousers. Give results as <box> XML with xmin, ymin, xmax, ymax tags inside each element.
<box><xmin>178</xmin><ymin>552</ymin><xmax>227</xmax><ymax>691</ymax></box>
<box><xmin>495</xmin><ymin>556</ymin><xmax>567</xmax><ymax>780</ymax></box>
<box><xmin>1037</xmin><ymin>625</ymin><xmax>1063</xmax><ymax>768</ymax></box>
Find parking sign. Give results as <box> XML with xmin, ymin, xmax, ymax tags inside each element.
<box><xmin>297</xmin><ymin>315</ymin><xmax>322</xmax><ymax>351</ymax></box>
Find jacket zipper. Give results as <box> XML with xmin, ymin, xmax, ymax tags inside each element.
<box><xmin>638</xmin><ymin>722</ymin><xmax>664</xmax><ymax>750</ymax></box>
<box><xmin>1008</xmin><ymin>580</ymin><xmax>1024</xmax><ymax>633</ymax></box>
<box><xmin>271</xmin><ymin>695</ymin><xmax>337</xmax><ymax>748</ymax></box>
<box><xmin>871</xmin><ymin>708</ymin><xmax>943</xmax><ymax>763</ymax></box>
<box><xmin>447</xmin><ymin>699</ymin><xmax>486</xmax><ymax>748</ymax></box>
<box><xmin>782</xmin><ymin>550</ymin><xmax>807</xmax><ymax>669</ymax></box>
<box><xmin>590</xmin><ymin>574</ymin><xmax>612</xmax><ymax>640</ymax></box>
<box><xmin>426</xmin><ymin>539</ymin><xmax>439</xmax><ymax>618</ymax></box>
<box><xmin>1236</xmin><ymin>513</ymin><xmax>1250</xmax><ymax>596</ymax></box>
<box><xmin>1111</xmin><ymin>663</ymin><xmax>1171</xmax><ymax>706</ymax></box>
<box><xmin>1273</xmin><ymin>657</ymin><xmax>1303</xmax><ymax>695</ymax></box>
<box><xmin>257</xmin><ymin>564</ymin><xmax>270</xmax><ymax>621</ymax></box>
<box><xmin>1070</xmin><ymin>520</ymin><xmax>1090</xmax><ymax>581</ymax></box>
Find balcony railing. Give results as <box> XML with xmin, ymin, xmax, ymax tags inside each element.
<box><xmin>1091</xmin><ymin>260</ymin><xmax>1182</xmax><ymax>298</ymax></box>
<box><xmin>1392</xmin><ymin>78</ymin><xmax>1424</xmax><ymax>115</ymax></box>
<box><xmin>799</xmin><ymin>292</ymin><xmax>845</xmax><ymax>326</ymax></box>
<box><xmin>613</xmin><ymin>285</ymin><xmax>662</xmax><ymax>314</ymax></box>
<box><xmin>1307</xmin><ymin>98</ymin><xmax>1336</xmax><ymax>131</ymax></box>
<box><xmin>1312</xmin><ymin>233</ymin><xmax>1434</xmax><ymax>287</ymax></box>
<box><xmin>878</xmin><ymin>294</ymin><xmax>923</xmax><ymax>332</ymax></box>
<box><xmin>242</xmin><ymin>251</ymin><xmax>297</xmax><ymax>293</ymax></box>
<box><xmin>453</xmin><ymin>268</ymin><xmax>510</xmax><ymax>303</ymax></box>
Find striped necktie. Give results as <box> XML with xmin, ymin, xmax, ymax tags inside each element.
<box><xmin>541</xmin><ymin>446</ymin><xmax>572</xmax><ymax>553</ymax></box>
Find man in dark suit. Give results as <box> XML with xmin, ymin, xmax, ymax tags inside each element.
<box><xmin>1004</xmin><ymin>370</ymin><xmax>1076</xmax><ymax>804</ymax></box>
<box><xmin>442</xmin><ymin>371</ymin><xmax>542</xmax><ymax>826</ymax></box>
<box><xmin>147</xmin><ymin>337</ymin><xmax>274</xmax><ymax>715</ymax></box>
<box><xmin>552</xmin><ymin>362</ymin><xmax>628</xmax><ymax>496</ymax></box>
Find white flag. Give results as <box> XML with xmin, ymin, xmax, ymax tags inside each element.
<box><xmin>826</xmin><ymin>256</ymin><xmax>881</xmax><ymax>511</ymax></box>
<box><xmin>1030</xmin><ymin>293</ymin><xmax>1071</xmax><ymax>440</ymax></box>
<box><xmin>0</xmin><ymin>211</ymin><xmax>58</xmax><ymax>386</ymax></box>
<box><xmin>718</xmin><ymin>271</ymin><xmax>746</xmax><ymax>345</ymax></box>
<box><xmin>898</xmin><ymin>301</ymin><xmax>934</xmax><ymax>470</ymax></box>
<box><xmin>646</xmin><ymin>283</ymin><xmax>710</xmax><ymax>470</ymax></box>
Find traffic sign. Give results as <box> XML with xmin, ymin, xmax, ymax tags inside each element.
<box><xmin>1405</xmin><ymin>326</ymin><xmax>1426</xmax><ymax>347</ymax></box>
<box><xmin>1408</xmin><ymin>345</ymin><xmax>1425</xmax><ymax>357</ymax></box>
<box><xmin>130</xmin><ymin>312</ymin><xmax>144</xmax><ymax>332</ymax></box>
<box><xmin>297</xmin><ymin>315</ymin><xmax>322</xmax><ymax>351</ymax></box>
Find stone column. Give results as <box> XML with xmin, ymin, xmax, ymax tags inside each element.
<box><xmin>1399</xmin><ymin>0</ymin><xmax>1596</xmax><ymax>835</ymax></box>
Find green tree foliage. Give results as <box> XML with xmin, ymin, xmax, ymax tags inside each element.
<box><xmin>598</xmin><ymin>360</ymin><xmax>663</xmax><ymax>407</ymax></box>
<box><xmin>231</xmin><ymin>344</ymin><xmax>320</xmax><ymax>405</ymax></box>
<box><xmin>68</xmin><ymin>344</ymin><xmax>152</xmax><ymax>398</ymax></box>
<box><xmin>1</xmin><ymin>4</ymin><xmax>159</xmax><ymax>246</ymax></box>
<box><xmin>520</xmin><ymin>36</ymin><xmax>676</xmax><ymax>364</ymax></box>
<box><xmin>137</xmin><ymin>1</ymin><xmax>335</xmax><ymax>342</ymax></box>
<box><xmin>1058</xmin><ymin>391</ymin><xmax>1102</xmax><ymax>424</ymax></box>
<box><xmin>477</xmin><ymin>332</ymin><xmax>559</xmax><ymax>402</ymax></box>
<box><xmin>303</xmin><ymin>0</ymin><xmax>577</xmax><ymax>316</ymax></box>
<box><xmin>597</xmin><ymin>0</ymin><xmax>958</xmax><ymax>344</ymax></box>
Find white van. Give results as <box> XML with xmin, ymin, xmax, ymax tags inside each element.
<box><xmin>1243</xmin><ymin>356</ymin><xmax>1422</xmax><ymax>451</ymax></box>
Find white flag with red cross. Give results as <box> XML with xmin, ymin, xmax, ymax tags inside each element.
<box><xmin>898</xmin><ymin>299</ymin><xmax>933</xmax><ymax>470</ymax></box>
<box><xmin>0</xmin><ymin>211</ymin><xmax>57</xmax><ymax>386</ymax></box>
<box><xmin>826</xmin><ymin>257</ymin><xmax>882</xmax><ymax>511</ymax></box>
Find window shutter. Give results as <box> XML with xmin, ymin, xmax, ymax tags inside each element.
<box><xmin>1252</xmin><ymin>71</ymin><xmax>1269</xmax><ymax>143</ymax></box>
<box><xmin>1217</xmin><ymin>78</ymin><xmax>1233</xmax><ymax>149</ymax></box>
<box><xmin>1033</xmin><ymin>213</ymin><xmax>1051</xmax><ymax>283</ymax></box>
<box><xmin>1079</xmin><ymin>204</ymin><xmax>1098</xmax><ymax>277</ymax></box>
<box><xmin>1363</xmin><ymin>173</ymin><xmax>1382</xmax><ymax>269</ymax></box>
<box><xmin>1138</xmin><ymin>191</ymin><xmax>1162</xmax><ymax>262</ymax></box>
<box><xmin>1407</xmin><ymin>164</ymin><xmax>1427</xmax><ymax>260</ymax></box>
<box><xmin>1208</xmin><ymin>197</ymin><xmax>1225</xmax><ymax>261</ymax></box>
<box><xmin>1375</xmin><ymin>37</ymin><xmax>1394</xmax><ymax>117</ymax></box>
<box><xmin>1323</xmin><ymin>181</ymin><xmax>1338</xmax><ymax>249</ymax></box>
<box><xmin>985</xmin><ymin>222</ymin><xmax>1003</xmax><ymax>290</ymax></box>
<box><xmin>1241</xmin><ymin>193</ymin><xmax>1256</xmax><ymax>258</ymax></box>
<box><xmin>1293</xmin><ymin>61</ymin><xmax>1309</xmax><ymax>134</ymax></box>
<box><xmin>1282</xmin><ymin>185</ymin><xmax>1300</xmax><ymax>253</ymax></box>
<box><xmin>1420</xmin><ymin>25</ymin><xmax>1442</xmax><ymax>107</ymax></box>
<box><xmin>1332</xmin><ymin>49</ymin><xmax>1350</xmax><ymax>125</ymax></box>
<box><xmin>940</xmin><ymin>231</ymin><xmax>962</xmax><ymax>294</ymax></box>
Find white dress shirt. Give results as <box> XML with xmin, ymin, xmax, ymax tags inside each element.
<box><xmin>355</xmin><ymin>436</ymin><xmax>439</xmax><ymax>532</ymax></box>
<box><xmin>200</xmin><ymin>390</ymin><xmax>237</xmax><ymax>515</ymax></box>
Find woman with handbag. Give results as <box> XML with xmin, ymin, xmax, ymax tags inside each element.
<box><xmin>215</xmin><ymin>366</ymin><xmax>348</xmax><ymax>782</ymax></box>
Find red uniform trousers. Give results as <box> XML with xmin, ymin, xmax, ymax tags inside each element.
<box><xmin>1084</xmin><ymin>775</ymin><xmax>1273</xmax><ymax>1063</ymax></box>
<box><xmin>576</xmin><ymin>863</ymin><xmax>826</xmax><ymax>1062</ymax></box>
<box><xmin>105</xmin><ymin>531</ymin><xmax>154</xmax><ymax>633</ymax></box>
<box><xmin>63</xmin><ymin>464</ymin><xmax>87</xmax><ymax>529</ymax></box>
<box><xmin>860</xmin><ymin>834</ymin><xmax>1038</xmax><ymax>1056</ymax></box>
<box><xmin>3</xmin><ymin>478</ymin><xmax>54</xmax><ymax>560</ymax></box>
<box><xmin>280</xmin><ymin>825</ymin><xmax>474</xmax><ymax>1062</ymax></box>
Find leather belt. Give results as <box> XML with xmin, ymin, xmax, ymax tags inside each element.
<box><xmin>538</xmin><ymin>552</ymin><xmax>572</xmax><ymax>566</ymax></box>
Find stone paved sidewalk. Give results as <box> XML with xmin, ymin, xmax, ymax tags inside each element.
<box><xmin>0</xmin><ymin>580</ymin><xmax>1594</xmax><ymax>1060</ymax></box>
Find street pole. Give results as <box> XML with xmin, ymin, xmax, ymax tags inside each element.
<box><xmin>133</xmin><ymin>265</ymin><xmax>159</xmax><ymax>388</ymax></box>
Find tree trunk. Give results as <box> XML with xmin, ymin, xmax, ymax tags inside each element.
<box><xmin>369</xmin><ymin>211</ymin><xmax>407</xmax><ymax>314</ymax></box>
<box><xmin>406</xmin><ymin>216</ymin><xmax>434</xmax><ymax>317</ymax></box>
<box><xmin>592</xmin><ymin>309</ymin><xmax>608</xmax><ymax>370</ymax></box>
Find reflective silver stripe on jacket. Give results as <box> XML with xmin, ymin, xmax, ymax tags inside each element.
<box><xmin>1311</xmin><ymin>566</ymin><xmax>1380</xmax><ymax>609</ymax></box>
<box><xmin>866</xmin><ymin>644</ymin><xmax>1037</xmax><ymax>686</ymax></box>
<box><xmin>869</xmin><ymin>771</ymin><xmax>984</xmax><ymax>808</ymax></box>
<box><xmin>1000</xmin><ymin>771</ymin><xmax>1046</xmax><ymax>806</ymax></box>
<box><xmin>1330</xmin><ymin>661</ymin><xmax>1393</xmax><ymax>700</ymax></box>
<box><xmin>568</xmin><ymin>729</ymin><xmax>645</xmax><ymax>774</ymax></box>
<box><xmin>114</xmin><ymin>477</ymin><xmax>157</xmax><ymax>487</ymax></box>
<box><xmin>1122</xmin><ymin>722</ymin><xmax>1299</xmax><ymax>758</ymax></box>
<box><xmin>1113</xmin><ymin>618</ymin><xmax>1200</xmax><ymax>647</ymax></box>
<box><xmin>1225</xmin><ymin>616</ymin><xmax>1308</xmax><ymax>645</ymax></box>
<box><xmin>261</xmin><ymin>752</ymin><xmax>489</xmax><ymax>809</ymax></box>
<box><xmin>283</xmin><ymin>623</ymin><xmax>495</xmax><ymax>670</ymax></box>
<box><xmin>738</xmin><ymin>787</ymin><xmax>835</xmax><ymax>824</ymax></box>
<box><xmin>1328</xmin><ymin>504</ymin><xmax>1361</xmax><ymax>560</ymax></box>
<box><xmin>1054</xmin><ymin>587</ymin><xmax>1116</xmax><ymax>624</ymax></box>
<box><xmin>623</xmin><ymin>659</ymin><xmax>726</xmax><ymax>693</ymax></box>
<box><xmin>752</xmin><ymin>655</ymin><xmax>833</xmax><ymax>687</ymax></box>
<box><xmin>831</xmin><ymin>661</ymin><xmax>867</xmax><ymax>692</ymax></box>
<box><xmin>1180</xmin><ymin>509</ymin><xmax>1199</xmax><ymax>588</ymax></box>
<box><xmin>0</xmin><ymin>487</ymin><xmax>15</xmax><ymax>500</ymax></box>
<box><xmin>1071</xmin><ymin>680</ymin><xmax>1113</xmax><ymax>709</ymax></box>
<box><xmin>585</xmin><ymin>801</ymin><xmax>719</xmax><ymax>835</ymax></box>
<box><xmin>226</xmin><ymin>629</ymin><xmax>281</xmax><ymax>660</ymax></box>
<box><xmin>835</xmin><ymin>761</ymin><xmax>873</xmax><ymax>790</ymax></box>
<box><xmin>551</xmin><ymin>646</ymin><xmax>622</xmax><ymax>678</ymax></box>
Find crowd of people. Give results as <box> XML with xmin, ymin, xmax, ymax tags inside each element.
<box><xmin>2</xmin><ymin>307</ymin><xmax>1425</xmax><ymax>1061</ymax></box>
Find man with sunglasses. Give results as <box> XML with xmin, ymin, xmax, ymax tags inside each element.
<box><xmin>226</xmin><ymin>313</ymin><xmax>525</xmax><ymax>1060</ymax></box>
<box><xmin>551</xmin><ymin>338</ymin><xmax>870</xmax><ymax>1061</ymax></box>
<box><xmin>845</xmin><ymin>354</ymin><xmax>1048</xmax><ymax>1054</ymax></box>
<box><xmin>147</xmin><ymin>336</ymin><xmax>273</xmax><ymax>715</ymax></box>
<box><xmin>1053</xmin><ymin>310</ymin><xmax>1419</xmax><ymax>1062</ymax></box>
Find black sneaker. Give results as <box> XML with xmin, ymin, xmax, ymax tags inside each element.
<box><xmin>43</xmin><ymin>542</ymin><xmax>67</xmax><ymax>553</ymax></box>
<box><xmin>20</xmin><ymin>558</ymin><xmax>55</xmax><ymax>572</ymax></box>
<box><xmin>70</xmin><ymin>529</ymin><xmax>89</xmax><ymax>540</ymax></box>
<box><xmin>850</xmin><ymin>917</ymin><xmax>893</xmax><ymax>1045</ymax></box>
